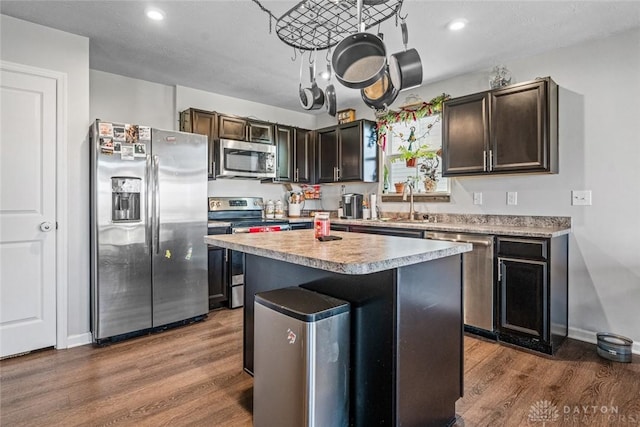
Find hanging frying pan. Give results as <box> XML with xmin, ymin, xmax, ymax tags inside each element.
<box><xmin>389</xmin><ymin>22</ymin><xmax>423</xmax><ymax>91</ymax></box>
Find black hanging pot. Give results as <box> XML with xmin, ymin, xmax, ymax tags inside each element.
<box><xmin>299</xmin><ymin>57</ymin><xmax>325</xmax><ymax>110</ymax></box>
<box><xmin>332</xmin><ymin>32</ymin><xmax>387</xmax><ymax>89</ymax></box>
<box><xmin>325</xmin><ymin>64</ymin><xmax>337</xmax><ymax>117</ymax></box>
<box><xmin>361</xmin><ymin>68</ymin><xmax>399</xmax><ymax>110</ymax></box>
<box><xmin>389</xmin><ymin>22</ymin><xmax>423</xmax><ymax>91</ymax></box>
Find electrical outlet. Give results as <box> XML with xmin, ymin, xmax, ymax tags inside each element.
<box><xmin>572</xmin><ymin>190</ymin><xmax>592</xmax><ymax>206</ymax></box>
<box><xmin>507</xmin><ymin>191</ymin><xmax>517</xmax><ymax>205</ymax></box>
<box><xmin>473</xmin><ymin>192</ymin><xmax>483</xmax><ymax>205</ymax></box>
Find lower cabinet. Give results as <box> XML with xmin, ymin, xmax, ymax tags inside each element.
<box><xmin>348</xmin><ymin>225</ymin><xmax>424</xmax><ymax>239</ymax></box>
<box><xmin>330</xmin><ymin>223</ymin><xmax>350</xmax><ymax>232</ymax></box>
<box><xmin>498</xmin><ymin>256</ymin><xmax>546</xmax><ymax>338</ymax></box>
<box><xmin>289</xmin><ymin>221</ymin><xmax>312</xmax><ymax>230</ymax></box>
<box><xmin>207</xmin><ymin>227</ymin><xmax>229</xmax><ymax>309</ymax></box>
<box><xmin>496</xmin><ymin>236</ymin><xmax>568</xmax><ymax>354</ymax></box>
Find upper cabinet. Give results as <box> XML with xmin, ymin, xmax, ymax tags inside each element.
<box><xmin>294</xmin><ymin>128</ymin><xmax>314</xmax><ymax>183</ymax></box>
<box><xmin>316</xmin><ymin>120</ymin><xmax>378</xmax><ymax>183</ymax></box>
<box><xmin>218</xmin><ymin>115</ymin><xmax>247</xmax><ymax>140</ymax></box>
<box><xmin>218</xmin><ymin>114</ymin><xmax>274</xmax><ymax>144</ymax></box>
<box><xmin>274</xmin><ymin>125</ymin><xmax>314</xmax><ymax>183</ymax></box>
<box><xmin>248</xmin><ymin>121</ymin><xmax>273</xmax><ymax>144</ymax></box>
<box><xmin>442</xmin><ymin>77</ymin><xmax>558</xmax><ymax>177</ymax></box>
<box><xmin>179</xmin><ymin>108</ymin><xmax>217</xmax><ymax>179</ymax></box>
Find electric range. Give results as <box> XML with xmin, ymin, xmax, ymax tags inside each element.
<box><xmin>207</xmin><ymin>197</ymin><xmax>290</xmax><ymax>308</ymax></box>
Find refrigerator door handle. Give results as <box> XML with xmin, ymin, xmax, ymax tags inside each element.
<box><xmin>145</xmin><ymin>154</ymin><xmax>153</xmax><ymax>254</ymax></box>
<box><xmin>153</xmin><ymin>155</ymin><xmax>160</xmax><ymax>254</ymax></box>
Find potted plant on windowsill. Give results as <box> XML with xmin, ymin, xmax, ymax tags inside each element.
<box><xmin>419</xmin><ymin>149</ymin><xmax>442</xmax><ymax>192</ymax></box>
<box><xmin>397</xmin><ymin>143</ymin><xmax>437</xmax><ymax>168</ymax></box>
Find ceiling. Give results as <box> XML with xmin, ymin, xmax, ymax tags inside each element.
<box><xmin>2</xmin><ymin>1</ymin><xmax>639</xmax><ymax>114</ymax></box>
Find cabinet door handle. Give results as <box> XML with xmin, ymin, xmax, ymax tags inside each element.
<box><xmin>489</xmin><ymin>150</ymin><xmax>494</xmax><ymax>171</ymax></box>
<box><xmin>336</xmin><ymin>167</ymin><xmax>340</xmax><ymax>181</ymax></box>
<box><xmin>483</xmin><ymin>150</ymin><xmax>487</xmax><ymax>171</ymax></box>
<box><xmin>294</xmin><ymin>168</ymin><xmax>299</xmax><ymax>182</ymax></box>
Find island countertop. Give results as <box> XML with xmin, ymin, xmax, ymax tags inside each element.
<box><xmin>204</xmin><ymin>230</ymin><xmax>471</xmax><ymax>275</ymax></box>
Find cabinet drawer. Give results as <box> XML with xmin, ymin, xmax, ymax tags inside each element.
<box><xmin>497</xmin><ymin>237</ymin><xmax>547</xmax><ymax>260</ymax></box>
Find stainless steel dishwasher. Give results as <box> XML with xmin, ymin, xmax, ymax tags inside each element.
<box><xmin>425</xmin><ymin>232</ymin><xmax>495</xmax><ymax>334</ymax></box>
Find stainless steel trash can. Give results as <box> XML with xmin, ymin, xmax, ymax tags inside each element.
<box><xmin>253</xmin><ymin>286</ymin><xmax>350</xmax><ymax>427</ymax></box>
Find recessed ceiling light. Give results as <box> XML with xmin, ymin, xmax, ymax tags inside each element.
<box><xmin>146</xmin><ymin>7</ymin><xmax>165</xmax><ymax>21</ymax></box>
<box><xmin>447</xmin><ymin>18</ymin><xmax>468</xmax><ymax>31</ymax></box>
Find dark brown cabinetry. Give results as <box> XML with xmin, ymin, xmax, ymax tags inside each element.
<box><xmin>218</xmin><ymin>114</ymin><xmax>273</xmax><ymax>143</ymax></box>
<box><xmin>179</xmin><ymin>108</ymin><xmax>217</xmax><ymax>179</ymax></box>
<box><xmin>496</xmin><ymin>235</ymin><xmax>567</xmax><ymax>354</ymax></box>
<box><xmin>207</xmin><ymin>227</ymin><xmax>229</xmax><ymax>309</ymax></box>
<box><xmin>442</xmin><ymin>77</ymin><xmax>558</xmax><ymax>177</ymax></box>
<box><xmin>348</xmin><ymin>225</ymin><xmax>425</xmax><ymax>239</ymax></box>
<box><xmin>274</xmin><ymin>125</ymin><xmax>314</xmax><ymax>183</ymax></box>
<box><xmin>316</xmin><ymin>120</ymin><xmax>378</xmax><ymax>183</ymax></box>
<box><xmin>247</xmin><ymin>121</ymin><xmax>273</xmax><ymax>144</ymax></box>
<box><xmin>218</xmin><ymin>115</ymin><xmax>247</xmax><ymax>140</ymax></box>
<box><xmin>180</xmin><ymin>109</ymin><xmax>377</xmax><ymax>184</ymax></box>
<box><xmin>294</xmin><ymin>128</ymin><xmax>314</xmax><ymax>183</ymax></box>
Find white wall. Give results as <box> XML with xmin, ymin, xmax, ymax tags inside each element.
<box><xmin>90</xmin><ymin>70</ymin><xmax>176</xmax><ymax>130</ymax></box>
<box><xmin>374</xmin><ymin>28</ymin><xmax>640</xmax><ymax>349</ymax></box>
<box><xmin>1</xmin><ymin>15</ymin><xmax>90</xmax><ymax>342</ymax></box>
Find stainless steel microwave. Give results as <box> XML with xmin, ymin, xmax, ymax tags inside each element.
<box><xmin>215</xmin><ymin>138</ymin><xmax>276</xmax><ymax>179</ymax></box>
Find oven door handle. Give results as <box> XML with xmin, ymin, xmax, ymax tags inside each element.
<box><xmin>232</xmin><ymin>225</ymin><xmax>291</xmax><ymax>234</ymax></box>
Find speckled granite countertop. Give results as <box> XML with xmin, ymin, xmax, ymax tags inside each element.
<box><xmin>331</xmin><ymin>219</ymin><xmax>570</xmax><ymax>238</ymax></box>
<box><xmin>286</xmin><ymin>215</ymin><xmax>570</xmax><ymax>238</ymax></box>
<box><xmin>211</xmin><ymin>214</ymin><xmax>571</xmax><ymax>238</ymax></box>
<box><xmin>203</xmin><ymin>230</ymin><xmax>472</xmax><ymax>275</ymax></box>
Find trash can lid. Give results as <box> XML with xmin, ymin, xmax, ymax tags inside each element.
<box><xmin>255</xmin><ymin>287</ymin><xmax>349</xmax><ymax>322</ymax></box>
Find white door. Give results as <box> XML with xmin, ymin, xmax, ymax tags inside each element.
<box><xmin>0</xmin><ymin>66</ymin><xmax>58</xmax><ymax>357</ymax></box>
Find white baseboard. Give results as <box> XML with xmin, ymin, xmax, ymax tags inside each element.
<box><xmin>65</xmin><ymin>332</ymin><xmax>92</xmax><ymax>349</ymax></box>
<box><xmin>568</xmin><ymin>327</ymin><xmax>639</xmax><ymax>355</ymax></box>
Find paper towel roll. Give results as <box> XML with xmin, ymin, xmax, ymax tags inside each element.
<box><xmin>370</xmin><ymin>194</ymin><xmax>377</xmax><ymax>219</ymax></box>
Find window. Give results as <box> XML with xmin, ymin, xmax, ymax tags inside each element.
<box><xmin>383</xmin><ymin>114</ymin><xmax>449</xmax><ymax>194</ymax></box>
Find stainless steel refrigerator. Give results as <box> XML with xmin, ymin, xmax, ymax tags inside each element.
<box><xmin>90</xmin><ymin>119</ymin><xmax>208</xmax><ymax>343</ymax></box>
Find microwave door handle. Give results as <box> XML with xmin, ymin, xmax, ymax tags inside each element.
<box><xmin>145</xmin><ymin>155</ymin><xmax>152</xmax><ymax>254</ymax></box>
<box><xmin>153</xmin><ymin>155</ymin><xmax>160</xmax><ymax>254</ymax></box>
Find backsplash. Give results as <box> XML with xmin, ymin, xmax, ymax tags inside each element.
<box><xmin>381</xmin><ymin>212</ymin><xmax>571</xmax><ymax>228</ymax></box>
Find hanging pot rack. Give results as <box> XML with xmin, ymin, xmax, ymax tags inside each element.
<box><xmin>275</xmin><ymin>0</ymin><xmax>404</xmax><ymax>51</ymax></box>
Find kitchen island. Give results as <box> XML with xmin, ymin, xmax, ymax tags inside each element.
<box><xmin>204</xmin><ymin>230</ymin><xmax>472</xmax><ymax>427</ymax></box>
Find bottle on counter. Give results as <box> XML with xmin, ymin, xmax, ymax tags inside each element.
<box><xmin>314</xmin><ymin>212</ymin><xmax>330</xmax><ymax>239</ymax></box>
<box><xmin>274</xmin><ymin>199</ymin><xmax>284</xmax><ymax>218</ymax></box>
<box><xmin>370</xmin><ymin>193</ymin><xmax>378</xmax><ymax>219</ymax></box>
<box><xmin>265</xmin><ymin>200</ymin><xmax>275</xmax><ymax>219</ymax></box>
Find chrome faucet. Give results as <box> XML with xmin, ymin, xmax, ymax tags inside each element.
<box><xmin>403</xmin><ymin>181</ymin><xmax>416</xmax><ymax>221</ymax></box>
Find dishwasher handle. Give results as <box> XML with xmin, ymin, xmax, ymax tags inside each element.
<box><xmin>425</xmin><ymin>233</ymin><xmax>492</xmax><ymax>247</ymax></box>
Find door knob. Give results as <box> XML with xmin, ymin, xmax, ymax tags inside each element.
<box><xmin>40</xmin><ymin>222</ymin><xmax>53</xmax><ymax>232</ymax></box>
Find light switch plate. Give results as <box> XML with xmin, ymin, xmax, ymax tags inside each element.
<box><xmin>473</xmin><ymin>192</ymin><xmax>483</xmax><ymax>205</ymax></box>
<box><xmin>507</xmin><ymin>191</ymin><xmax>517</xmax><ymax>205</ymax></box>
<box><xmin>572</xmin><ymin>190</ymin><xmax>592</xmax><ymax>206</ymax></box>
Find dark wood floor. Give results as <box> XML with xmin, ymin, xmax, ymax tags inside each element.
<box><xmin>1</xmin><ymin>308</ymin><xmax>638</xmax><ymax>426</ymax></box>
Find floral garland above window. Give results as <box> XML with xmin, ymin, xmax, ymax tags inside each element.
<box><xmin>375</xmin><ymin>93</ymin><xmax>450</xmax><ymax>151</ymax></box>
